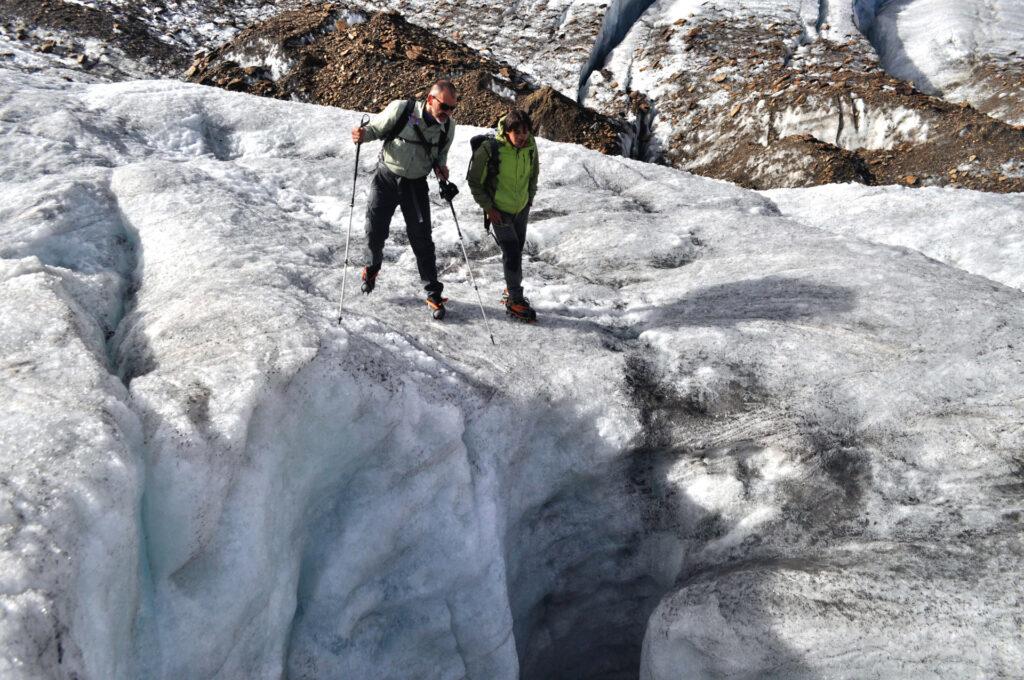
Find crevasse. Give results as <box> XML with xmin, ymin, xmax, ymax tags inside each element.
<box><xmin>577</xmin><ymin>0</ymin><xmax>659</xmax><ymax>102</ymax></box>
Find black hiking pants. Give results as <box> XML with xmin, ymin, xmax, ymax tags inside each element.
<box><xmin>363</xmin><ymin>163</ymin><xmax>443</xmax><ymax>295</ymax></box>
<box><xmin>491</xmin><ymin>205</ymin><xmax>530</xmax><ymax>301</ymax></box>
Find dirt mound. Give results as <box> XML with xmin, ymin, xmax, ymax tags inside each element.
<box><xmin>518</xmin><ymin>86</ymin><xmax>621</xmax><ymax>155</ymax></box>
<box><xmin>676</xmin><ymin>16</ymin><xmax>1024</xmax><ymax>192</ymax></box>
<box><xmin>859</xmin><ymin>104</ymin><xmax>1024</xmax><ymax>191</ymax></box>
<box><xmin>586</xmin><ymin>9</ymin><xmax>1024</xmax><ymax>193</ymax></box>
<box><xmin>186</xmin><ymin>4</ymin><xmax>627</xmax><ymax>155</ymax></box>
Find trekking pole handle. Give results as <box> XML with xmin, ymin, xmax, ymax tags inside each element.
<box><xmin>438</xmin><ymin>178</ymin><xmax>459</xmax><ymax>203</ymax></box>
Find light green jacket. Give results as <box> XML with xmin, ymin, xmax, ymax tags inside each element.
<box><xmin>466</xmin><ymin>116</ymin><xmax>540</xmax><ymax>215</ymax></box>
<box><xmin>362</xmin><ymin>99</ymin><xmax>456</xmax><ymax>179</ymax></box>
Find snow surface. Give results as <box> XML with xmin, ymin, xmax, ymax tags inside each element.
<box><xmin>764</xmin><ymin>183</ymin><xmax>1024</xmax><ymax>291</ymax></box>
<box><xmin>2</xmin><ymin>56</ymin><xmax>1024</xmax><ymax>680</ymax></box>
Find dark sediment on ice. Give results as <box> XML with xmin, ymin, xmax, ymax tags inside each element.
<box><xmin>586</xmin><ymin>10</ymin><xmax>1024</xmax><ymax>192</ymax></box>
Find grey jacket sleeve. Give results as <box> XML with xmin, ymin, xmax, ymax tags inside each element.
<box><xmin>362</xmin><ymin>100</ymin><xmax>405</xmax><ymax>143</ymax></box>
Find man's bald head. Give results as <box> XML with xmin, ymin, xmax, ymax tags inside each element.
<box><xmin>429</xmin><ymin>79</ymin><xmax>457</xmax><ymax>99</ymax></box>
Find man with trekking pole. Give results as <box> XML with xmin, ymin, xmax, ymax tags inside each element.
<box><xmin>348</xmin><ymin>79</ymin><xmax>457</xmax><ymax>319</ymax></box>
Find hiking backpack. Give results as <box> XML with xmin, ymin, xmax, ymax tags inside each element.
<box><xmin>470</xmin><ymin>133</ymin><xmax>501</xmax><ymax>200</ymax></box>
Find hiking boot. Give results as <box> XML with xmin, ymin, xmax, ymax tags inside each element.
<box><xmin>360</xmin><ymin>267</ymin><xmax>378</xmax><ymax>294</ymax></box>
<box><xmin>426</xmin><ymin>292</ymin><xmax>448</xmax><ymax>320</ymax></box>
<box><xmin>505</xmin><ymin>296</ymin><xmax>537</xmax><ymax>323</ymax></box>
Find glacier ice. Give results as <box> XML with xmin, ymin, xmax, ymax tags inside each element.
<box><xmin>2</xmin><ymin>58</ymin><xmax>1024</xmax><ymax>679</ymax></box>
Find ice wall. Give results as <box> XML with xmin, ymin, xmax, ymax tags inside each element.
<box><xmin>577</xmin><ymin>0</ymin><xmax>658</xmax><ymax>100</ymax></box>
<box><xmin>852</xmin><ymin>0</ymin><xmax>886</xmax><ymax>34</ymax></box>
<box><xmin>0</xmin><ymin>73</ymin><xmax>147</xmax><ymax>677</ymax></box>
<box><xmin>863</xmin><ymin>0</ymin><xmax>1024</xmax><ymax>123</ymax></box>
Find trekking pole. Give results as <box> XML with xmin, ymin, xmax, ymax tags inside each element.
<box><xmin>483</xmin><ymin>216</ymin><xmax>501</xmax><ymax>248</ymax></box>
<box><xmin>439</xmin><ymin>179</ymin><xmax>496</xmax><ymax>346</ymax></box>
<box><xmin>339</xmin><ymin>114</ymin><xmax>371</xmax><ymax>318</ymax></box>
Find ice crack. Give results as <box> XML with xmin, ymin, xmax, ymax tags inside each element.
<box><xmin>577</xmin><ymin>0</ymin><xmax>658</xmax><ymax>103</ymax></box>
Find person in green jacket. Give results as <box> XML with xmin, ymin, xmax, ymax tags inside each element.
<box><xmin>351</xmin><ymin>79</ymin><xmax>457</xmax><ymax>319</ymax></box>
<box><xmin>466</xmin><ymin>109</ymin><xmax>540</xmax><ymax>322</ymax></box>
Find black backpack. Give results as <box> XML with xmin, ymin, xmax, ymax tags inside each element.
<box><xmin>470</xmin><ymin>133</ymin><xmax>501</xmax><ymax>200</ymax></box>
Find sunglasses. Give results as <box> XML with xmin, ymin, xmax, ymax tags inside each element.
<box><xmin>429</xmin><ymin>95</ymin><xmax>457</xmax><ymax>112</ymax></box>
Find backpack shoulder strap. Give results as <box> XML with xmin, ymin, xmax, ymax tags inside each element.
<box><xmin>409</xmin><ymin>116</ymin><xmax>450</xmax><ymax>168</ymax></box>
<box><xmin>410</xmin><ymin>120</ymin><xmax>435</xmax><ymax>150</ymax></box>
<box><xmin>383</xmin><ymin>98</ymin><xmax>416</xmax><ymax>146</ymax></box>
<box><xmin>485</xmin><ymin>137</ymin><xmax>501</xmax><ymax>196</ymax></box>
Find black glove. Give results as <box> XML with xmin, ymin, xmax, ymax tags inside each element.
<box><xmin>439</xmin><ymin>180</ymin><xmax>459</xmax><ymax>202</ymax></box>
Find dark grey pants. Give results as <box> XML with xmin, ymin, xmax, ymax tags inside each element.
<box><xmin>491</xmin><ymin>205</ymin><xmax>530</xmax><ymax>301</ymax></box>
<box><xmin>363</xmin><ymin>163</ymin><xmax>442</xmax><ymax>295</ymax></box>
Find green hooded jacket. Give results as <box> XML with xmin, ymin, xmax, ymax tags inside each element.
<box><xmin>362</xmin><ymin>99</ymin><xmax>455</xmax><ymax>179</ymax></box>
<box><xmin>466</xmin><ymin>116</ymin><xmax>540</xmax><ymax>215</ymax></box>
